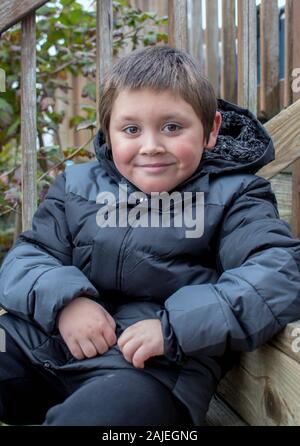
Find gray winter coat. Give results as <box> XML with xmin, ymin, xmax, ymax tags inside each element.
<box><xmin>1</xmin><ymin>99</ymin><xmax>300</xmax><ymax>426</ymax></box>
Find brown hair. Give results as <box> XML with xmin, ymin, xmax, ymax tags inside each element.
<box><xmin>99</xmin><ymin>45</ymin><xmax>217</xmax><ymax>148</ymax></box>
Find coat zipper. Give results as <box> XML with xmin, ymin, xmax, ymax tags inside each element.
<box><xmin>116</xmin><ymin>225</ymin><xmax>133</xmax><ymax>290</ymax></box>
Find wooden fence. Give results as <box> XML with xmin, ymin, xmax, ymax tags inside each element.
<box><xmin>1</xmin><ymin>0</ymin><xmax>300</xmax><ymax>426</ymax></box>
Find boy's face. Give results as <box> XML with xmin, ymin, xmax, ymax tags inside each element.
<box><xmin>109</xmin><ymin>88</ymin><xmax>221</xmax><ymax>194</ymax></box>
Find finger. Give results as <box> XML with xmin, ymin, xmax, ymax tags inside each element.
<box><xmin>121</xmin><ymin>338</ymin><xmax>142</xmax><ymax>364</ymax></box>
<box><xmin>69</xmin><ymin>340</ymin><xmax>85</xmax><ymax>360</ymax></box>
<box><xmin>102</xmin><ymin>323</ymin><xmax>117</xmax><ymax>347</ymax></box>
<box><xmin>117</xmin><ymin>327</ymin><xmax>135</xmax><ymax>349</ymax></box>
<box><xmin>79</xmin><ymin>339</ymin><xmax>98</xmax><ymax>358</ymax></box>
<box><xmin>104</xmin><ymin>311</ymin><xmax>116</xmax><ymax>330</ymax></box>
<box><xmin>90</xmin><ymin>333</ymin><xmax>109</xmax><ymax>355</ymax></box>
<box><xmin>132</xmin><ymin>346</ymin><xmax>149</xmax><ymax>369</ymax></box>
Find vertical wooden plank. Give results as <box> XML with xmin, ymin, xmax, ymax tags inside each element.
<box><xmin>72</xmin><ymin>75</ymin><xmax>96</xmax><ymax>147</ymax></box>
<box><xmin>0</xmin><ymin>68</ymin><xmax>5</xmax><ymax>92</ymax></box>
<box><xmin>157</xmin><ymin>0</ymin><xmax>168</xmax><ymax>18</ymax></box>
<box><xmin>134</xmin><ymin>0</ymin><xmax>148</xmax><ymax>10</ymax></box>
<box><xmin>168</xmin><ymin>0</ymin><xmax>188</xmax><ymax>51</ymax></box>
<box><xmin>188</xmin><ymin>0</ymin><xmax>205</xmax><ymax>72</ymax></box>
<box><xmin>284</xmin><ymin>0</ymin><xmax>293</xmax><ymax>107</ymax></box>
<box><xmin>96</xmin><ymin>0</ymin><xmax>113</xmax><ymax>127</ymax></box>
<box><xmin>21</xmin><ymin>13</ymin><xmax>37</xmax><ymax>231</ymax></box>
<box><xmin>237</xmin><ymin>0</ymin><xmax>257</xmax><ymax>114</ymax></box>
<box><xmin>148</xmin><ymin>0</ymin><xmax>160</xmax><ymax>12</ymax></box>
<box><xmin>292</xmin><ymin>0</ymin><xmax>300</xmax><ymax>103</ymax></box>
<box><xmin>205</xmin><ymin>0</ymin><xmax>219</xmax><ymax>96</ymax></box>
<box><xmin>292</xmin><ymin>160</ymin><xmax>300</xmax><ymax>238</ymax></box>
<box><xmin>291</xmin><ymin>0</ymin><xmax>300</xmax><ymax>238</ymax></box>
<box><xmin>259</xmin><ymin>0</ymin><xmax>280</xmax><ymax>119</ymax></box>
<box><xmin>221</xmin><ymin>0</ymin><xmax>237</xmax><ymax>103</ymax></box>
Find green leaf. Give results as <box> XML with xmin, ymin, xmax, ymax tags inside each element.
<box><xmin>157</xmin><ymin>16</ymin><xmax>168</xmax><ymax>26</ymax></box>
<box><xmin>82</xmin><ymin>83</ymin><xmax>96</xmax><ymax>101</ymax></box>
<box><xmin>41</xmin><ymin>145</ymin><xmax>63</xmax><ymax>162</ymax></box>
<box><xmin>60</xmin><ymin>0</ymin><xmax>75</xmax><ymax>7</ymax></box>
<box><xmin>68</xmin><ymin>9</ymin><xmax>84</xmax><ymax>25</ymax></box>
<box><xmin>114</xmin><ymin>0</ymin><xmax>130</xmax><ymax>7</ymax></box>
<box><xmin>43</xmin><ymin>144</ymin><xmax>60</xmax><ymax>153</ymax></box>
<box><xmin>143</xmin><ymin>34</ymin><xmax>157</xmax><ymax>45</ymax></box>
<box><xmin>6</xmin><ymin>118</ymin><xmax>20</xmax><ymax>137</ymax></box>
<box><xmin>140</xmin><ymin>12</ymin><xmax>157</xmax><ymax>21</ymax></box>
<box><xmin>69</xmin><ymin>115</ymin><xmax>85</xmax><ymax>127</ymax></box>
<box><xmin>37</xmin><ymin>5</ymin><xmax>58</xmax><ymax>16</ymax></box>
<box><xmin>156</xmin><ymin>32</ymin><xmax>168</xmax><ymax>43</ymax></box>
<box><xmin>45</xmin><ymin>111</ymin><xmax>64</xmax><ymax>124</ymax></box>
<box><xmin>0</xmin><ymin>98</ymin><xmax>13</xmax><ymax>114</ymax></box>
<box><xmin>76</xmin><ymin>119</ymin><xmax>96</xmax><ymax>131</ymax></box>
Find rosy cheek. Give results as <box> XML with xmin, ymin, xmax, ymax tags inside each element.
<box><xmin>112</xmin><ymin>144</ymin><xmax>134</xmax><ymax>167</ymax></box>
<box><xmin>176</xmin><ymin>145</ymin><xmax>198</xmax><ymax>166</ymax></box>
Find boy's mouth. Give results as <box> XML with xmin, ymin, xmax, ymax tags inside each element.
<box><xmin>139</xmin><ymin>163</ymin><xmax>175</xmax><ymax>173</ymax></box>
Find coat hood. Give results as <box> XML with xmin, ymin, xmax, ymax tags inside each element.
<box><xmin>94</xmin><ymin>98</ymin><xmax>274</xmax><ymax>187</ymax></box>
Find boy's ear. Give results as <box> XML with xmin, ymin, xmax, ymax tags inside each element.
<box><xmin>205</xmin><ymin>111</ymin><xmax>222</xmax><ymax>149</ymax></box>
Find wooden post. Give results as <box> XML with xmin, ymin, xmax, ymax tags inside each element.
<box><xmin>292</xmin><ymin>0</ymin><xmax>300</xmax><ymax>238</ymax></box>
<box><xmin>284</xmin><ymin>0</ymin><xmax>293</xmax><ymax>108</ymax></box>
<box><xmin>221</xmin><ymin>0</ymin><xmax>237</xmax><ymax>103</ymax></box>
<box><xmin>21</xmin><ymin>13</ymin><xmax>37</xmax><ymax>231</ymax></box>
<box><xmin>292</xmin><ymin>0</ymin><xmax>300</xmax><ymax>104</ymax></box>
<box><xmin>259</xmin><ymin>0</ymin><xmax>280</xmax><ymax>119</ymax></box>
<box><xmin>0</xmin><ymin>68</ymin><xmax>5</xmax><ymax>92</ymax></box>
<box><xmin>96</xmin><ymin>0</ymin><xmax>113</xmax><ymax>127</ymax></box>
<box><xmin>168</xmin><ymin>0</ymin><xmax>188</xmax><ymax>51</ymax></box>
<box><xmin>292</xmin><ymin>162</ymin><xmax>300</xmax><ymax>237</ymax></box>
<box><xmin>132</xmin><ymin>0</ymin><xmax>148</xmax><ymax>8</ymax></box>
<box><xmin>188</xmin><ymin>0</ymin><xmax>205</xmax><ymax>73</ymax></box>
<box><xmin>237</xmin><ymin>0</ymin><xmax>257</xmax><ymax>115</ymax></box>
<box><xmin>205</xmin><ymin>0</ymin><xmax>219</xmax><ymax>96</ymax></box>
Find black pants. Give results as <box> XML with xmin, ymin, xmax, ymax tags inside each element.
<box><xmin>0</xmin><ymin>333</ymin><xmax>193</xmax><ymax>426</ymax></box>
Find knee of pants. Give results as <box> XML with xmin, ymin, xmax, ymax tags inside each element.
<box><xmin>43</xmin><ymin>370</ymin><xmax>192</xmax><ymax>426</ymax></box>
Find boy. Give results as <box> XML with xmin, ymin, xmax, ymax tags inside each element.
<box><xmin>0</xmin><ymin>45</ymin><xmax>300</xmax><ymax>426</ymax></box>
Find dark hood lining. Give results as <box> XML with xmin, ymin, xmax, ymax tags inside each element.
<box><xmin>202</xmin><ymin>109</ymin><xmax>269</xmax><ymax>164</ymax></box>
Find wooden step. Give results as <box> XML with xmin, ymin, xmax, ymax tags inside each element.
<box><xmin>206</xmin><ymin>394</ymin><xmax>248</xmax><ymax>426</ymax></box>
<box><xmin>217</xmin><ymin>320</ymin><xmax>300</xmax><ymax>425</ymax></box>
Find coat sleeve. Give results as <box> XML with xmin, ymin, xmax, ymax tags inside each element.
<box><xmin>156</xmin><ymin>176</ymin><xmax>300</xmax><ymax>363</ymax></box>
<box><xmin>0</xmin><ymin>172</ymin><xmax>99</xmax><ymax>334</ymax></box>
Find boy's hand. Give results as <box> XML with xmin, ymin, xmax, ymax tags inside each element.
<box><xmin>57</xmin><ymin>297</ymin><xmax>117</xmax><ymax>360</ymax></box>
<box><xmin>117</xmin><ymin>319</ymin><xmax>164</xmax><ymax>369</ymax></box>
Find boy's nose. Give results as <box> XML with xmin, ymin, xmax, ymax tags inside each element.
<box><xmin>140</xmin><ymin>145</ymin><xmax>166</xmax><ymax>156</ymax></box>
<box><xmin>139</xmin><ymin>136</ymin><xmax>166</xmax><ymax>155</ymax></box>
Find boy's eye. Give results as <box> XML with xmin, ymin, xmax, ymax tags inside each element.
<box><xmin>164</xmin><ymin>123</ymin><xmax>181</xmax><ymax>132</ymax></box>
<box><xmin>122</xmin><ymin>123</ymin><xmax>181</xmax><ymax>135</ymax></box>
<box><xmin>123</xmin><ymin>126</ymin><xmax>138</xmax><ymax>135</ymax></box>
